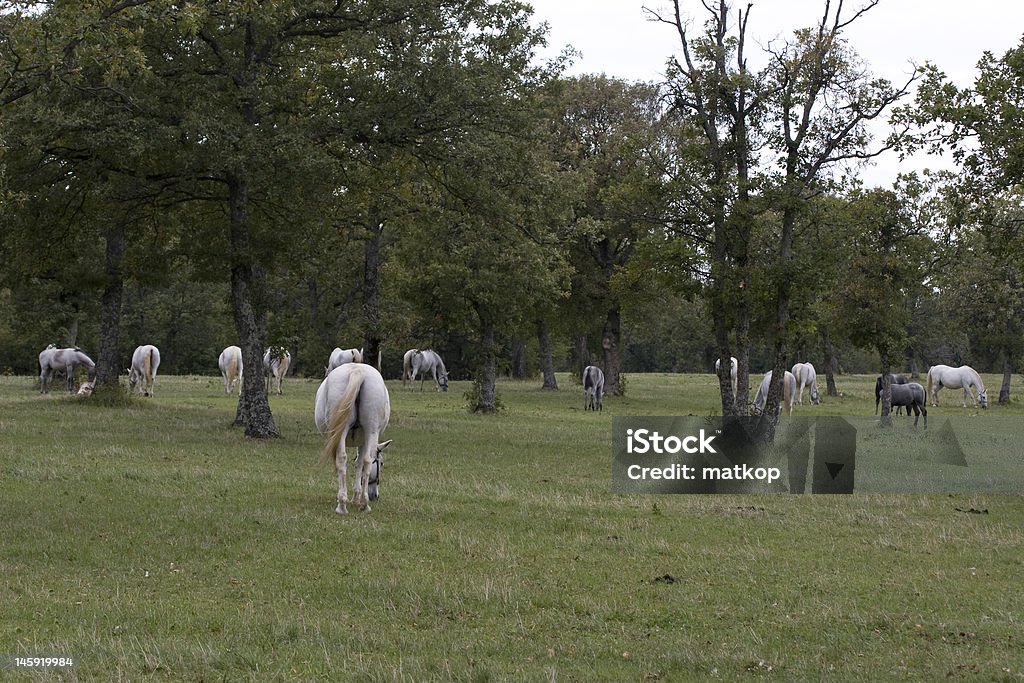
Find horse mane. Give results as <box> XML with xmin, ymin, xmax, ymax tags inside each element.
<box><xmin>321</xmin><ymin>366</ymin><xmax>366</xmax><ymax>468</ymax></box>
<box><xmin>968</xmin><ymin>366</ymin><xmax>985</xmax><ymax>391</ymax></box>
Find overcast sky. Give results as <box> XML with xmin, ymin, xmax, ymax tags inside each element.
<box><xmin>528</xmin><ymin>0</ymin><xmax>1024</xmax><ymax>187</ymax></box>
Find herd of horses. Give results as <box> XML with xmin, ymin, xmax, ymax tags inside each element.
<box><xmin>36</xmin><ymin>341</ymin><xmax>449</xmax><ymax>515</ymax></box>
<box><xmin>34</xmin><ymin>341</ymin><xmax>991</xmax><ymax>513</ymax></box>
<box><xmin>713</xmin><ymin>357</ymin><xmax>988</xmax><ymax>430</ymax></box>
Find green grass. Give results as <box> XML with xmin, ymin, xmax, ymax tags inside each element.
<box><xmin>1</xmin><ymin>373</ymin><xmax>1023</xmax><ymax>681</ymax></box>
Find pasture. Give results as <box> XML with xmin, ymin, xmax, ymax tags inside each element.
<box><xmin>2</xmin><ymin>372</ymin><xmax>1023</xmax><ymax>681</ymax></box>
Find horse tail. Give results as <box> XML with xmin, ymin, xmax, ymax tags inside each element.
<box><xmin>143</xmin><ymin>348</ymin><xmax>153</xmax><ymax>384</ymax></box>
<box><xmin>228</xmin><ymin>353</ymin><xmax>239</xmax><ymax>390</ymax></box>
<box><xmin>926</xmin><ymin>368</ymin><xmax>934</xmax><ymax>405</ymax></box>
<box><xmin>402</xmin><ymin>352</ymin><xmax>411</xmax><ymax>385</ymax></box>
<box><xmin>321</xmin><ymin>369</ymin><xmax>365</xmax><ymax>468</ymax></box>
<box><xmin>353</xmin><ymin>349</ymin><xmax>363</xmax><ymax>364</ymax></box>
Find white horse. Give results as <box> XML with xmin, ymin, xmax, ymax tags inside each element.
<box><xmin>404</xmin><ymin>349</ymin><xmax>449</xmax><ymax>391</ymax></box>
<box><xmin>263</xmin><ymin>347</ymin><xmax>291</xmax><ymax>395</ymax></box>
<box><xmin>583</xmin><ymin>365</ymin><xmax>605</xmax><ymax>411</ymax></box>
<box><xmin>327</xmin><ymin>347</ymin><xmax>362</xmax><ymax>375</ymax></box>
<box><xmin>218</xmin><ymin>345</ymin><xmax>243</xmax><ymax>395</ymax></box>
<box><xmin>752</xmin><ymin>370</ymin><xmax>797</xmax><ymax>417</ymax></box>
<box><xmin>315</xmin><ymin>363</ymin><xmax>392</xmax><ymax>514</ymax></box>
<box><xmin>790</xmin><ymin>362</ymin><xmax>821</xmax><ymax>405</ymax></box>
<box><xmin>128</xmin><ymin>344</ymin><xmax>161</xmax><ymax>396</ymax></box>
<box><xmin>927</xmin><ymin>364</ymin><xmax>988</xmax><ymax>408</ymax></box>
<box><xmin>715</xmin><ymin>356</ymin><xmax>738</xmax><ymax>399</ymax></box>
<box><xmin>39</xmin><ymin>346</ymin><xmax>96</xmax><ymax>394</ymax></box>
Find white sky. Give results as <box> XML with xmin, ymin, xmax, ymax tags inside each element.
<box><xmin>528</xmin><ymin>0</ymin><xmax>1024</xmax><ymax>187</ymax></box>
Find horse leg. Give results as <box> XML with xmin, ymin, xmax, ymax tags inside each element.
<box><xmin>968</xmin><ymin>386</ymin><xmax>978</xmax><ymax>408</ymax></box>
<box><xmin>335</xmin><ymin>445</ymin><xmax>349</xmax><ymax>515</ymax></box>
<box><xmin>353</xmin><ymin>445</ymin><xmax>373</xmax><ymax>512</ymax></box>
<box><xmin>40</xmin><ymin>368</ymin><xmax>49</xmax><ymax>394</ymax></box>
<box><xmin>65</xmin><ymin>364</ymin><xmax>75</xmax><ymax>393</ymax></box>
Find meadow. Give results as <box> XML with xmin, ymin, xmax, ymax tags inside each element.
<box><xmin>2</xmin><ymin>372</ymin><xmax>1023</xmax><ymax>681</ymax></box>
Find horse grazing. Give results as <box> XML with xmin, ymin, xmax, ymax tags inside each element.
<box><xmin>583</xmin><ymin>365</ymin><xmax>605</xmax><ymax>411</ymax></box>
<box><xmin>327</xmin><ymin>347</ymin><xmax>362</xmax><ymax>375</ymax></box>
<box><xmin>39</xmin><ymin>346</ymin><xmax>96</xmax><ymax>394</ymax></box>
<box><xmin>315</xmin><ymin>363</ymin><xmax>392</xmax><ymax>514</ymax></box>
<box><xmin>218</xmin><ymin>345</ymin><xmax>243</xmax><ymax>395</ymax></box>
<box><xmin>888</xmin><ymin>383</ymin><xmax>928</xmax><ymax>429</ymax></box>
<box><xmin>752</xmin><ymin>370</ymin><xmax>797</xmax><ymax>417</ymax></box>
<box><xmin>404</xmin><ymin>349</ymin><xmax>449</xmax><ymax>391</ymax></box>
<box><xmin>715</xmin><ymin>356</ymin><xmax>738</xmax><ymax>399</ymax></box>
<box><xmin>128</xmin><ymin>345</ymin><xmax>161</xmax><ymax>396</ymax></box>
<box><xmin>790</xmin><ymin>362</ymin><xmax>821</xmax><ymax>405</ymax></box>
<box><xmin>927</xmin><ymin>364</ymin><xmax>988</xmax><ymax>409</ymax></box>
<box><xmin>875</xmin><ymin>374</ymin><xmax>908</xmax><ymax>415</ymax></box>
<box><xmin>263</xmin><ymin>347</ymin><xmax>291</xmax><ymax>395</ymax></box>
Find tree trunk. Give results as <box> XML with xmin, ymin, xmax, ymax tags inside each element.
<box><xmin>602</xmin><ymin>305</ymin><xmax>623</xmax><ymax>396</ymax></box>
<box><xmin>96</xmin><ymin>221</ymin><xmax>126</xmax><ymax>391</ymax></box>
<box><xmin>878</xmin><ymin>348</ymin><xmax>893</xmax><ymax>427</ymax></box>
<box><xmin>999</xmin><ymin>351</ymin><xmax>1011</xmax><ymax>405</ymax></box>
<box><xmin>821</xmin><ymin>327</ymin><xmax>838</xmax><ymax>397</ymax></box>
<box><xmin>510</xmin><ymin>338</ymin><xmax>527</xmax><ymax>379</ymax></box>
<box><xmin>228</xmin><ymin>172</ymin><xmax>278</xmax><ymax>438</ymax></box>
<box><xmin>574</xmin><ymin>335</ymin><xmax>589</xmax><ymax>384</ymax></box>
<box><xmin>362</xmin><ymin>208</ymin><xmax>384</xmax><ymax>372</ymax></box>
<box><xmin>537</xmin><ymin>318</ymin><xmax>558</xmax><ymax>390</ymax></box>
<box><xmin>760</xmin><ymin>201</ymin><xmax>798</xmax><ymax>434</ymax></box>
<box><xmin>473</xmin><ymin>319</ymin><xmax>498</xmax><ymax>414</ymax></box>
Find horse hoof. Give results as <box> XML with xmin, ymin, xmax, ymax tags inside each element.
<box><xmin>335</xmin><ymin>504</ymin><xmax>348</xmax><ymax>515</ymax></box>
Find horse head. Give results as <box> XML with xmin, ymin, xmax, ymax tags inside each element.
<box><xmin>367</xmin><ymin>440</ymin><xmax>392</xmax><ymax>501</ymax></box>
<box><xmin>810</xmin><ymin>385</ymin><xmax>821</xmax><ymax>405</ymax></box>
<box><xmin>77</xmin><ymin>381</ymin><xmax>95</xmax><ymax>396</ymax></box>
<box><xmin>979</xmin><ymin>389</ymin><xmax>988</xmax><ymax>408</ymax></box>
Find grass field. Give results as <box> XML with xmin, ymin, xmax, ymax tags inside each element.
<box><xmin>2</xmin><ymin>372</ymin><xmax>1023</xmax><ymax>681</ymax></box>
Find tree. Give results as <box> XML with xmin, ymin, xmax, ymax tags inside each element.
<box><xmin>391</xmin><ymin>121</ymin><xmax>570</xmax><ymax>413</ymax></box>
<box><xmin>755</xmin><ymin>1</ymin><xmax>914</xmax><ymax>428</ymax></box>
<box><xmin>649</xmin><ymin>0</ymin><xmax>762</xmax><ymax>416</ymax></box>
<box><xmin>832</xmin><ymin>186</ymin><xmax>931</xmax><ymax>423</ymax></box>
<box><xmin>553</xmin><ymin>75</ymin><xmax>673</xmax><ymax>396</ymax></box>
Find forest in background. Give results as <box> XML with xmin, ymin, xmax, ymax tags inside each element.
<box><xmin>1</xmin><ymin>1</ymin><xmax>1022</xmax><ymax>433</ymax></box>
